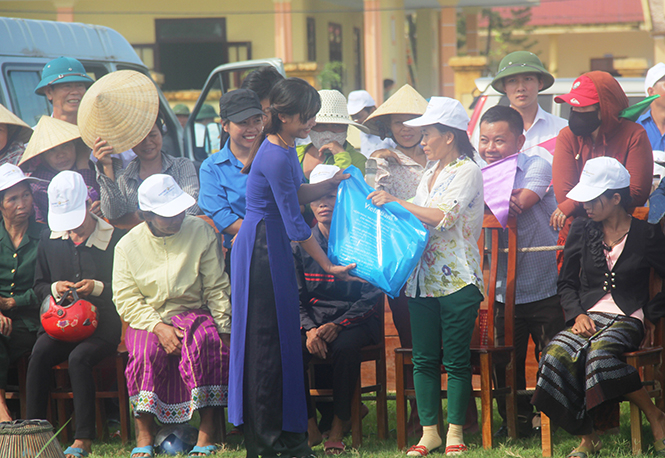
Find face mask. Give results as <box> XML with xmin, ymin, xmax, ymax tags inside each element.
<box><xmin>309</xmin><ymin>129</ymin><xmax>347</xmax><ymax>151</ymax></box>
<box><xmin>568</xmin><ymin>110</ymin><xmax>601</xmax><ymax>137</ymax></box>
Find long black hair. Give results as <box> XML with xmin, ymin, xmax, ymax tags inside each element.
<box><xmin>434</xmin><ymin>124</ymin><xmax>476</xmax><ymax>161</ymax></box>
<box><xmin>242</xmin><ymin>78</ymin><xmax>321</xmax><ymax>174</ymax></box>
<box><xmin>584</xmin><ymin>186</ymin><xmax>632</xmax><ymax>268</ymax></box>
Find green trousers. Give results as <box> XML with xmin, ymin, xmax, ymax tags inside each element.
<box><xmin>408</xmin><ymin>285</ymin><xmax>482</xmax><ymax>426</ymax></box>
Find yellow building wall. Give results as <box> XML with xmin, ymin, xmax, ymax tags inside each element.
<box><xmin>483</xmin><ymin>29</ymin><xmax>654</xmax><ymax>78</ymax></box>
<box><xmin>378</xmin><ymin>0</ymin><xmax>407</xmax><ymax>102</ymax></box>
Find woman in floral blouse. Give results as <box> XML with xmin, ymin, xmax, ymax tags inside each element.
<box><xmin>369</xmin><ymin>97</ymin><xmax>484</xmax><ymax>456</ymax></box>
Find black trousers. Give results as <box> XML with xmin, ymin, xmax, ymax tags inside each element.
<box><xmin>25</xmin><ymin>330</ymin><xmax>117</xmax><ymax>439</ymax></box>
<box><xmin>242</xmin><ymin>222</ymin><xmax>310</xmax><ymax>458</ymax></box>
<box><xmin>493</xmin><ymin>295</ymin><xmax>565</xmax><ymax>432</ymax></box>
<box><xmin>302</xmin><ymin>318</ymin><xmax>378</xmax><ymax>423</ymax></box>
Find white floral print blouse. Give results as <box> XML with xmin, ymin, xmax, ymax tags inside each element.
<box><xmin>373</xmin><ymin>148</ymin><xmax>425</xmax><ymax>201</ymax></box>
<box><xmin>405</xmin><ymin>156</ymin><xmax>485</xmax><ymax>298</ymax></box>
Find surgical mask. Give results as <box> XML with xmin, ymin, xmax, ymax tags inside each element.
<box><xmin>309</xmin><ymin>129</ymin><xmax>347</xmax><ymax>151</ymax></box>
<box><xmin>568</xmin><ymin>110</ymin><xmax>601</xmax><ymax>137</ymax></box>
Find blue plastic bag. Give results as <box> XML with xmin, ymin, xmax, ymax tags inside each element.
<box><xmin>328</xmin><ymin>166</ymin><xmax>429</xmax><ymax>298</ymax></box>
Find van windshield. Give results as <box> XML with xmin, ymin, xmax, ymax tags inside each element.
<box><xmin>7</xmin><ymin>70</ymin><xmax>51</xmax><ymax>126</ymax></box>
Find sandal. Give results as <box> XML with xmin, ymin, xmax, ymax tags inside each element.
<box><xmin>130</xmin><ymin>445</ymin><xmax>154</xmax><ymax>458</ymax></box>
<box><xmin>566</xmin><ymin>440</ymin><xmax>602</xmax><ymax>458</ymax></box>
<box><xmin>445</xmin><ymin>444</ymin><xmax>468</xmax><ymax>455</ymax></box>
<box><xmin>64</xmin><ymin>447</ymin><xmax>89</xmax><ymax>458</ymax></box>
<box><xmin>655</xmin><ymin>438</ymin><xmax>665</xmax><ymax>455</ymax></box>
<box><xmin>188</xmin><ymin>444</ymin><xmax>218</xmax><ymax>456</ymax></box>
<box><xmin>324</xmin><ymin>440</ymin><xmax>345</xmax><ymax>455</ymax></box>
<box><xmin>406</xmin><ymin>445</ymin><xmax>434</xmax><ymax>456</ymax></box>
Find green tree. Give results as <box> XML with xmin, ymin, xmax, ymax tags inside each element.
<box><xmin>318</xmin><ymin>61</ymin><xmax>345</xmax><ymax>91</ymax></box>
<box><xmin>482</xmin><ymin>7</ymin><xmax>538</xmax><ymax>70</ymax></box>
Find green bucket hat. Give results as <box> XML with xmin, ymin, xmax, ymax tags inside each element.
<box><xmin>34</xmin><ymin>57</ymin><xmax>94</xmax><ymax>95</ymax></box>
<box><xmin>490</xmin><ymin>51</ymin><xmax>554</xmax><ymax>94</ymax></box>
<box><xmin>173</xmin><ymin>104</ymin><xmax>190</xmax><ymax>116</ymax></box>
<box><xmin>196</xmin><ymin>104</ymin><xmax>217</xmax><ymax>121</ymax></box>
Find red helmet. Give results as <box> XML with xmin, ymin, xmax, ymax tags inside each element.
<box><xmin>40</xmin><ymin>288</ymin><xmax>98</xmax><ymax>342</ymax></box>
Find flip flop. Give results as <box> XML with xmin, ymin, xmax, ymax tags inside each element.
<box><xmin>188</xmin><ymin>444</ymin><xmax>218</xmax><ymax>456</ymax></box>
<box><xmin>445</xmin><ymin>444</ymin><xmax>468</xmax><ymax>455</ymax></box>
<box><xmin>130</xmin><ymin>445</ymin><xmax>154</xmax><ymax>458</ymax></box>
<box><xmin>324</xmin><ymin>440</ymin><xmax>345</xmax><ymax>455</ymax></box>
<box><xmin>655</xmin><ymin>438</ymin><xmax>665</xmax><ymax>455</ymax></box>
<box><xmin>566</xmin><ymin>441</ymin><xmax>601</xmax><ymax>458</ymax></box>
<box><xmin>63</xmin><ymin>447</ymin><xmax>89</xmax><ymax>458</ymax></box>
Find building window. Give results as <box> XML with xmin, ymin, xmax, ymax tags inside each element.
<box><xmin>307</xmin><ymin>17</ymin><xmax>316</xmax><ymax>62</ymax></box>
<box><xmin>329</xmin><ymin>22</ymin><xmax>342</xmax><ymax>62</ymax></box>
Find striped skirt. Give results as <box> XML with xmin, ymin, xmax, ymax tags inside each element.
<box><xmin>125</xmin><ymin>309</ymin><xmax>229</xmax><ymax>424</ymax></box>
<box><xmin>531</xmin><ymin>312</ymin><xmax>644</xmax><ymax>435</ymax></box>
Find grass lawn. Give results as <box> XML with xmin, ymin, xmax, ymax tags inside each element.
<box><xmin>61</xmin><ymin>399</ymin><xmax>659</xmax><ymax>457</ymax></box>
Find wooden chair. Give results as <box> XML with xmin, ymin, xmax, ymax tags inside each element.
<box><xmin>540</xmin><ymin>207</ymin><xmax>665</xmax><ymax>456</ymax></box>
<box><xmin>50</xmin><ymin>327</ymin><xmax>131</xmax><ymax>445</ymax></box>
<box><xmin>307</xmin><ymin>296</ymin><xmax>389</xmax><ymax>449</ymax></box>
<box><xmin>3</xmin><ymin>353</ymin><xmax>28</xmax><ymax>419</ymax></box>
<box><xmin>394</xmin><ymin>212</ymin><xmax>518</xmax><ymax>450</ymax></box>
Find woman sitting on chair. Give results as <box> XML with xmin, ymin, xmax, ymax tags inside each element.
<box><xmin>113</xmin><ymin>174</ymin><xmax>231</xmax><ymax>458</ymax></box>
<box><xmin>532</xmin><ymin>157</ymin><xmax>665</xmax><ymax>457</ymax></box>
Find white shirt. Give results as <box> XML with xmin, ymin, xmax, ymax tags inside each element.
<box><xmin>520</xmin><ymin>105</ymin><xmax>568</xmax><ymax>164</ymax></box>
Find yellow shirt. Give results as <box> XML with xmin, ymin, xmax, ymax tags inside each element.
<box><xmin>113</xmin><ymin>216</ymin><xmax>231</xmax><ymax>334</ymax></box>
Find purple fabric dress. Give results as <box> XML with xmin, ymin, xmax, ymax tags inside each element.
<box><xmin>229</xmin><ymin>138</ymin><xmax>312</xmax><ymax>454</ymax></box>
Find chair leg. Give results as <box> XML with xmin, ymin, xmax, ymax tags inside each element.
<box><xmin>96</xmin><ymin>398</ymin><xmax>107</xmax><ymax>441</ymax></box>
<box><xmin>116</xmin><ymin>354</ymin><xmax>131</xmax><ymax>445</ymax></box>
<box><xmin>505</xmin><ymin>352</ymin><xmax>518</xmax><ymax>440</ymax></box>
<box><xmin>17</xmin><ymin>355</ymin><xmax>27</xmax><ymax>420</ymax></box>
<box><xmin>375</xmin><ymin>349</ymin><xmax>388</xmax><ymax>440</ymax></box>
<box><xmin>350</xmin><ymin>376</ymin><xmax>362</xmax><ymax>449</ymax></box>
<box><xmin>395</xmin><ymin>351</ymin><xmax>408</xmax><ymax>450</ymax></box>
<box><xmin>540</xmin><ymin>412</ymin><xmax>552</xmax><ymax>457</ymax></box>
<box><xmin>630</xmin><ymin>403</ymin><xmax>643</xmax><ymax>455</ymax></box>
<box><xmin>479</xmin><ymin>352</ymin><xmax>493</xmax><ymax>449</ymax></box>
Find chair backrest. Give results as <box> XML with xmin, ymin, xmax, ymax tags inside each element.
<box><xmin>474</xmin><ymin>211</ymin><xmax>518</xmax><ymax>349</ymax></box>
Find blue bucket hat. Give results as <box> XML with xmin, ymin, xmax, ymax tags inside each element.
<box><xmin>34</xmin><ymin>57</ymin><xmax>94</xmax><ymax>95</ymax></box>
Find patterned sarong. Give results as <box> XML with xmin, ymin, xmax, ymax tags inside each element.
<box><xmin>531</xmin><ymin>312</ymin><xmax>644</xmax><ymax>435</ymax></box>
<box><xmin>125</xmin><ymin>309</ymin><xmax>229</xmax><ymax>423</ymax></box>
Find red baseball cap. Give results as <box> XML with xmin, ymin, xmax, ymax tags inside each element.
<box><xmin>554</xmin><ymin>75</ymin><xmax>600</xmax><ymax>107</ymax></box>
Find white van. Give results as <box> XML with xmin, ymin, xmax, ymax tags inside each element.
<box><xmin>0</xmin><ymin>17</ymin><xmax>285</xmax><ymax>163</ymax></box>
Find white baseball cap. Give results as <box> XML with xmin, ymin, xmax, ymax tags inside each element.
<box><xmin>309</xmin><ymin>164</ymin><xmax>340</xmax><ymax>184</ymax></box>
<box><xmin>0</xmin><ymin>163</ymin><xmax>44</xmax><ymax>193</ymax></box>
<box><xmin>138</xmin><ymin>174</ymin><xmax>195</xmax><ymax>217</ymax></box>
<box><xmin>47</xmin><ymin>171</ymin><xmax>88</xmax><ymax>232</ymax></box>
<box><xmin>403</xmin><ymin>97</ymin><xmax>469</xmax><ymax>132</ymax></box>
<box><xmin>347</xmin><ymin>90</ymin><xmax>376</xmax><ymax>116</ymax></box>
<box><xmin>645</xmin><ymin>62</ymin><xmax>665</xmax><ymax>96</ymax></box>
<box><xmin>566</xmin><ymin>157</ymin><xmax>631</xmax><ymax>203</ymax></box>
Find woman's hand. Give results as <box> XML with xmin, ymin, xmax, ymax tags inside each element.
<box><xmin>326</xmin><ymin>263</ymin><xmax>363</xmax><ymax>282</ymax></box>
<box><xmin>319</xmin><ymin>141</ymin><xmax>345</xmax><ymax>156</ymax></box>
<box><xmin>370</xmin><ymin>149</ymin><xmax>402</xmax><ymax>164</ymax></box>
<box><xmin>325</xmin><ymin>170</ymin><xmax>351</xmax><ymax>190</ymax></box>
<box><xmin>92</xmin><ymin>137</ymin><xmax>114</xmax><ymax>165</ymax></box>
<box><xmin>367</xmin><ymin>190</ymin><xmax>397</xmax><ymax>207</ymax></box>
<box><xmin>641</xmin><ymin>319</ymin><xmax>656</xmax><ymax>349</ymax></box>
<box><xmin>74</xmin><ymin>279</ymin><xmax>96</xmax><ymax>297</ymax></box>
<box><xmin>55</xmin><ymin>281</ymin><xmax>77</xmax><ymax>297</ymax></box>
<box><xmin>0</xmin><ymin>297</ymin><xmax>16</xmax><ymax>312</ymax></box>
<box><xmin>90</xmin><ymin>200</ymin><xmax>103</xmax><ymax>218</ymax></box>
<box><xmin>153</xmin><ymin>322</ymin><xmax>184</xmax><ymax>356</ymax></box>
<box><xmin>550</xmin><ymin>207</ymin><xmax>567</xmax><ymax>230</ymax></box>
<box><xmin>306</xmin><ymin>328</ymin><xmax>327</xmax><ymax>359</ymax></box>
<box><xmin>0</xmin><ymin>314</ymin><xmax>11</xmax><ymax>337</ymax></box>
<box><xmin>571</xmin><ymin>314</ymin><xmax>596</xmax><ymax>338</ymax></box>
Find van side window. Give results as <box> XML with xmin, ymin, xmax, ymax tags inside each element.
<box><xmin>7</xmin><ymin>71</ymin><xmax>51</xmax><ymax>126</ymax></box>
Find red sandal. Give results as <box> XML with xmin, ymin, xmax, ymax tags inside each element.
<box><xmin>406</xmin><ymin>445</ymin><xmax>432</xmax><ymax>456</ymax></box>
<box><xmin>444</xmin><ymin>444</ymin><xmax>468</xmax><ymax>455</ymax></box>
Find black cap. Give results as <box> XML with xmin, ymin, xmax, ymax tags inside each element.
<box><xmin>219</xmin><ymin>89</ymin><xmax>264</xmax><ymax>123</ymax></box>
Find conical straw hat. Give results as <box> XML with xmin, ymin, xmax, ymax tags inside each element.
<box><xmin>19</xmin><ymin>116</ymin><xmax>80</xmax><ymax>166</ymax></box>
<box><xmin>363</xmin><ymin>84</ymin><xmax>428</xmax><ymax>137</ymax></box>
<box><xmin>0</xmin><ymin>104</ymin><xmax>33</xmax><ymax>144</ymax></box>
<box><xmin>77</xmin><ymin>70</ymin><xmax>159</xmax><ymax>155</ymax></box>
